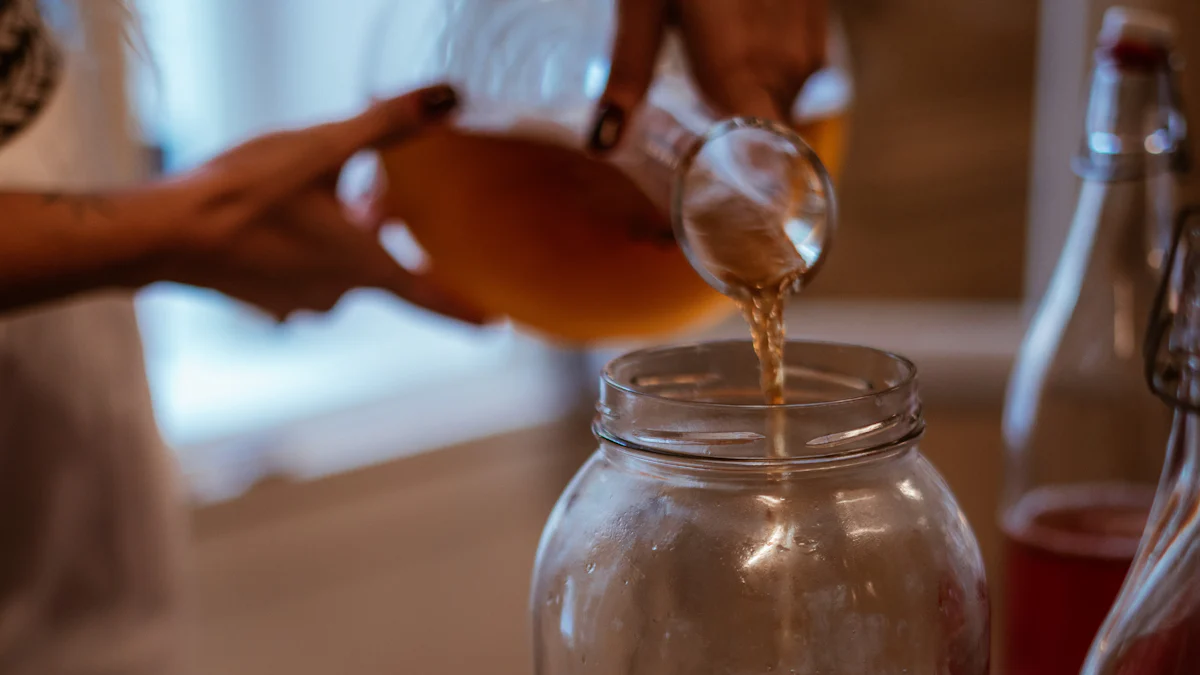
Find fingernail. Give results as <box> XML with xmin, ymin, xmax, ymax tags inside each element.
<box><xmin>419</xmin><ymin>85</ymin><xmax>459</xmax><ymax>120</ymax></box>
<box><xmin>588</xmin><ymin>102</ymin><xmax>625</xmax><ymax>152</ymax></box>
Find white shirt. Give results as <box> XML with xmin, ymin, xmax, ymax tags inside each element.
<box><xmin>0</xmin><ymin>4</ymin><xmax>185</xmax><ymax>673</ymax></box>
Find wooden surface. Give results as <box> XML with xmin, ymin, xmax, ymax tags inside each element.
<box><xmin>188</xmin><ymin>419</ymin><xmax>589</xmax><ymax>675</ymax></box>
<box><xmin>812</xmin><ymin>0</ymin><xmax>1036</xmax><ymax>300</ymax></box>
<box><xmin>189</xmin><ymin>403</ymin><xmax>1007</xmax><ymax>674</ymax></box>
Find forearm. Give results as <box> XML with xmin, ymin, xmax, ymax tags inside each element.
<box><xmin>0</xmin><ymin>188</ymin><xmax>179</xmax><ymax>314</ymax></box>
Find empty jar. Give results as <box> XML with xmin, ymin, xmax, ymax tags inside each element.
<box><xmin>531</xmin><ymin>341</ymin><xmax>989</xmax><ymax>674</ymax></box>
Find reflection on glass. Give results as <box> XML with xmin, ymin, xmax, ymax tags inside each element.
<box><xmin>533</xmin><ymin>342</ymin><xmax>989</xmax><ymax>674</ymax></box>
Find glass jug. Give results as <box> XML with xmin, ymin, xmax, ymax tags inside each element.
<box><xmin>1081</xmin><ymin>207</ymin><xmax>1200</xmax><ymax>675</ymax></box>
<box><xmin>532</xmin><ymin>341</ymin><xmax>989</xmax><ymax>674</ymax></box>
<box><xmin>365</xmin><ymin>1</ymin><xmax>851</xmax><ymax>342</ymax></box>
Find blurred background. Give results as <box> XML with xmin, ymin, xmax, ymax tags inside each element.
<box><xmin>105</xmin><ymin>0</ymin><xmax>1198</xmax><ymax>673</ymax></box>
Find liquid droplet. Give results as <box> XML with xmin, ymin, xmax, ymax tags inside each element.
<box><xmin>651</xmin><ymin>544</ymin><xmax>658</xmax><ymax>551</ymax></box>
<box><xmin>585</xmin><ymin>562</ymin><xmax>596</xmax><ymax>574</ymax></box>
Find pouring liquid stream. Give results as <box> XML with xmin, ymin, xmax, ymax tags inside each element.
<box><xmin>737</xmin><ymin>276</ymin><xmax>800</xmax><ymax>660</ymax></box>
<box><xmin>689</xmin><ymin>128</ymin><xmax>820</xmax><ymax>659</ymax></box>
<box><xmin>734</xmin><ymin>277</ymin><xmax>799</xmax><ymax>455</ymax></box>
<box><xmin>738</xmin><ymin>281</ymin><xmax>795</xmax><ymax>405</ymax></box>
<box><xmin>727</xmin><ymin>272</ymin><xmax>805</xmax><ymax>663</ymax></box>
<box><xmin>636</xmin><ymin>79</ymin><xmax>832</xmax><ymax>664</ymax></box>
<box><xmin>672</xmin><ymin>113</ymin><xmax>828</xmax><ymax>438</ymax></box>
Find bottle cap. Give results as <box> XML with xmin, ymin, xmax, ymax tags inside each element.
<box><xmin>1099</xmin><ymin>7</ymin><xmax>1176</xmax><ymax>50</ymax></box>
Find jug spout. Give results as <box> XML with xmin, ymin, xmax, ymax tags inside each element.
<box><xmin>607</xmin><ymin>80</ymin><xmax>837</xmax><ymax>298</ymax></box>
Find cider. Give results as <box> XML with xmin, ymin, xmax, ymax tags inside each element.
<box><xmin>378</xmin><ymin>114</ymin><xmax>845</xmax><ymax>343</ymax></box>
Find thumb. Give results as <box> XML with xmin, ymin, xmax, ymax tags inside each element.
<box><xmin>235</xmin><ymin>84</ymin><xmax>460</xmax><ymax>214</ymax></box>
<box><xmin>588</xmin><ymin>0</ymin><xmax>670</xmax><ymax>154</ymax></box>
<box><xmin>336</xmin><ymin>84</ymin><xmax>460</xmax><ymax>152</ymax></box>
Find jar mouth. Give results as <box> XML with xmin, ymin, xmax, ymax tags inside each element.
<box><xmin>597</xmin><ymin>340</ymin><xmax>922</xmax><ymax>462</ymax></box>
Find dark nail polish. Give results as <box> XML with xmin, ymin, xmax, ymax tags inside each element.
<box><xmin>589</xmin><ymin>102</ymin><xmax>626</xmax><ymax>152</ymax></box>
<box><xmin>420</xmin><ymin>86</ymin><xmax>459</xmax><ymax>120</ymax></box>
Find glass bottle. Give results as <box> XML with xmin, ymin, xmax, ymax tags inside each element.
<box><xmin>364</xmin><ymin>0</ymin><xmax>850</xmax><ymax>343</ymax></box>
<box><xmin>999</xmin><ymin>9</ymin><xmax>1179</xmax><ymax>675</ymax></box>
<box><xmin>1079</xmin><ymin>203</ymin><xmax>1200</xmax><ymax>675</ymax></box>
<box><xmin>532</xmin><ymin>341</ymin><xmax>990</xmax><ymax>674</ymax></box>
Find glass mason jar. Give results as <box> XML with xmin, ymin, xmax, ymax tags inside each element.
<box><xmin>532</xmin><ymin>341</ymin><xmax>989</xmax><ymax>674</ymax></box>
<box><xmin>365</xmin><ymin>1</ymin><xmax>851</xmax><ymax>343</ymax></box>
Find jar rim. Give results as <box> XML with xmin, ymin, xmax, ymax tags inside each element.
<box><xmin>596</xmin><ymin>340</ymin><xmax>923</xmax><ymax>461</ymax></box>
<box><xmin>602</xmin><ymin>340</ymin><xmax>916</xmax><ymax>411</ymax></box>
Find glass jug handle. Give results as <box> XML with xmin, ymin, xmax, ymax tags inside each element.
<box><xmin>1145</xmin><ymin>205</ymin><xmax>1200</xmax><ymax>410</ymax></box>
<box><xmin>1082</xmin><ymin>208</ymin><xmax>1200</xmax><ymax>675</ymax></box>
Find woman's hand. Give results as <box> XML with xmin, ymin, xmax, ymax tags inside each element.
<box><xmin>151</xmin><ymin>84</ymin><xmax>487</xmax><ymax>323</ymax></box>
<box><xmin>588</xmin><ymin>0</ymin><xmax>828</xmax><ymax>152</ymax></box>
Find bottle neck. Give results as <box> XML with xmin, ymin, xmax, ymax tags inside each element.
<box><xmin>1074</xmin><ymin>35</ymin><xmax>1185</xmax><ymax>181</ymax></box>
<box><xmin>1076</xmin><ymin>61</ymin><xmax>1160</xmax><ymax>181</ymax></box>
<box><xmin>1068</xmin><ymin>43</ymin><xmax>1184</xmax><ymax>285</ymax></box>
<box><xmin>1051</xmin><ymin>179</ymin><xmax>1150</xmax><ymax>335</ymax></box>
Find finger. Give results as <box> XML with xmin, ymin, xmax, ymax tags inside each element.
<box><xmin>589</xmin><ymin>0</ymin><xmax>670</xmax><ymax>154</ymax></box>
<box><xmin>338</xmin><ymin>84</ymin><xmax>460</xmax><ymax>152</ymax></box>
<box><xmin>237</xmin><ymin>84</ymin><xmax>460</xmax><ymax>213</ymax></box>
<box><xmin>224</xmin><ymin>274</ymin><xmax>346</xmax><ymax>320</ymax></box>
<box><xmin>207</xmin><ymin>277</ymin><xmax>310</xmax><ymax>323</ymax></box>
<box><xmin>376</xmin><ymin>265</ymin><xmax>493</xmax><ymax>326</ymax></box>
<box><xmin>302</xmin><ymin>198</ymin><xmax>494</xmax><ymax>326</ymax></box>
<box><xmin>269</xmin><ymin>288</ymin><xmax>344</xmax><ymax>321</ymax></box>
<box><xmin>717</xmin><ymin>82</ymin><xmax>789</xmax><ymax>122</ymax></box>
<box><xmin>804</xmin><ymin>0</ymin><xmax>830</xmax><ymax>67</ymax></box>
<box><xmin>672</xmin><ymin>0</ymin><xmax>825</xmax><ymax>123</ymax></box>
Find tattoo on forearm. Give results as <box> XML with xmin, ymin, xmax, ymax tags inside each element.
<box><xmin>42</xmin><ymin>192</ymin><xmax>116</xmax><ymax>222</ymax></box>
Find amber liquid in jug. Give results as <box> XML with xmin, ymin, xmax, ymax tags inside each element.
<box><xmin>378</xmin><ymin>113</ymin><xmax>845</xmax><ymax>343</ymax></box>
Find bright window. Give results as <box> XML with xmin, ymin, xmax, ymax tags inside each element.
<box><xmin>132</xmin><ymin>0</ymin><xmax>573</xmax><ymax>502</ymax></box>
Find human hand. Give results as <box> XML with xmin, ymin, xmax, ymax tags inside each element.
<box><xmin>588</xmin><ymin>0</ymin><xmax>828</xmax><ymax>152</ymax></box>
<box><xmin>150</xmin><ymin>84</ymin><xmax>488</xmax><ymax>323</ymax></box>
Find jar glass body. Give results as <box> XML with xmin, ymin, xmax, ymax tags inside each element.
<box><xmin>366</xmin><ymin>1</ymin><xmax>852</xmax><ymax>342</ymax></box>
<box><xmin>531</xmin><ymin>341</ymin><xmax>989</xmax><ymax>674</ymax></box>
